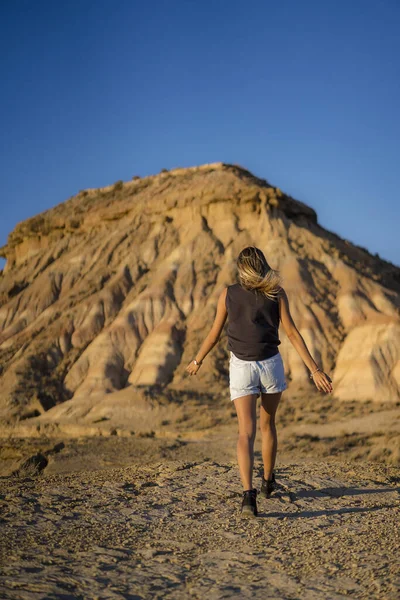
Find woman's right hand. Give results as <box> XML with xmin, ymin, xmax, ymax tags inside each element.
<box><xmin>312</xmin><ymin>370</ymin><xmax>333</xmax><ymax>393</ymax></box>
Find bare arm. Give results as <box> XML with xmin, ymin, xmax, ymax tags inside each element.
<box><xmin>185</xmin><ymin>288</ymin><xmax>228</xmax><ymax>375</ymax></box>
<box><xmin>279</xmin><ymin>288</ymin><xmax>333</xmax><ymax>393</ymax></box>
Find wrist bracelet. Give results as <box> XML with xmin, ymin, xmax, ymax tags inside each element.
<box><xmin>193</xmin><ymin>359</ymin><xmax>202</xmax><ymax>366</ymax></box>
<box><xmin>310</xmin><ymin>367</ymin><xmax>321</xmax><ymax>378</ymax></box>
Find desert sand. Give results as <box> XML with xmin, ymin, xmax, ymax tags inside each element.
<box><xmin>1</xmin><ymin>391</ymin><xmax>400</xmax><ymax>599</ymax></box>
<box><xmin>1</xmin><ymin>450</ymin><xmax>399</xmax><ymax>599</ymax></box>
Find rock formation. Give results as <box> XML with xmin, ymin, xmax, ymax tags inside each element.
<box><xmin>0</xmin><ymin>163</ymin><xmax>399</xmax><ymax>425</ymax></box>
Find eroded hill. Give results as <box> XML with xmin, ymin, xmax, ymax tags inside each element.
<box><xmin>0</xmin><ymin>163</ymin><xmax>399</xmax><ymax>425</ymax></box>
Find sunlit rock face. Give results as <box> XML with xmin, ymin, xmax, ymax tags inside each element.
<box><xmin>0</xmin><ymin>162</ymin><xmax>399</xmax><ymax>422</ymax></box>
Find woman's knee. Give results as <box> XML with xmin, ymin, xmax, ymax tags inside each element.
<box><xmin>238</xmin><ymin>430</ymin><xmax>256</xmax><ymax>443</ymax></box>
<box><xmin>260</xmin><ymin>417</ymin><xmax>276</xmax><ymax>434</ymax></box>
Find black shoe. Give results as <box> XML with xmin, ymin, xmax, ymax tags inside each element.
<box><xmin>241</xmin><ymin>488</ymin><xmax>258</xmax><ymax>517</ymax></box>
<box><xmin>260</xmin><ymin>472</ymin><xmax>276</xmax><ymax>498</ymax></box>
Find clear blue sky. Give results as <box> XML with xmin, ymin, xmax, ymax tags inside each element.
<box><xmin>1</xmin><ymin>0</ymin><xmax>399</xmax><ymax>270</ymax></box>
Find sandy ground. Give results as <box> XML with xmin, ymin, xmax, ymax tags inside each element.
<box><xmin>1</xmin><ymin>457</ymin><xmax>399</xmax><ymax>599</ymax></box>
<box><xmin>1</xmin><ymin>394</ymin><xmax>400</xmax><ymax>599</ymax></box>
<box><xmin>1</xmin><ymin>392</ymin><xmax>399</xmax><ymax>475</ymax></box>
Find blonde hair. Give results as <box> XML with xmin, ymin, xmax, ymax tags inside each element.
<box><xmin>236</xmin><ymin>246</ymin><xmax>283</xmax><ymax>301</ymax></box>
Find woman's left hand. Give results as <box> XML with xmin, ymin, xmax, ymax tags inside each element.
<box><xmin>185</xmin><ymin>361</ymin><xmax>201</xmax><ymax>376</ymax></box>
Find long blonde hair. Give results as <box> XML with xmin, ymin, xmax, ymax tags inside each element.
<box><xmin>236</xmin><ymin>246</ymin><xmax>283</xmax><ymax>301</ymax></box>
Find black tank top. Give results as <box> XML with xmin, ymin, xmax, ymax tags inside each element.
<box><xmin>225</xmin><ymin>283</ymin><xmax>281</xmax><ymax>361</ymax></box>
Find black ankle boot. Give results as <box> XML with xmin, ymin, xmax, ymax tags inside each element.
<box><xmin>260</xmin><ymin>472</ymin><xmax>276</xmax><ymax>498</ymax></box>
<box><xmin>241</xmin><ymin>488</ymin><xmax>258</xmax><ymax>517</ymax></box>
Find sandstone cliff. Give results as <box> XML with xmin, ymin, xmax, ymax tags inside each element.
<box><xmin>0</xmin><ymin>162</ymin><xmax>399</xmax><ymax>424</ymax></box>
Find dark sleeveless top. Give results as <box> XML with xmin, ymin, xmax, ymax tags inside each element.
<box><xmin>225</xmin><ymin>283</ymin><xmax>281</xmax><ymax>361</ymax></box>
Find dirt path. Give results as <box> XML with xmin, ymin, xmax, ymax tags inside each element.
<box><xmin>1</xmin><ymin>458</ymin><xmax>399</xmax><ymax>599</ymax></box>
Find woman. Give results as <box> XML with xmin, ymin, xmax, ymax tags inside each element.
<box><xmin>185</xmin><ymin>246</ymin><xmax>333</xmax><ymax>518</ymax></box>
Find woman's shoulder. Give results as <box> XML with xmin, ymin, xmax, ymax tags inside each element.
<box><xmin>277</xmin><ymin>286</ymin><xmax>286</xmax><ymax>298</ymax></box>
<box><xmin>277</xmin><ymin>286</ymin><xmax>288</xmax><ymax>301</ymax></box>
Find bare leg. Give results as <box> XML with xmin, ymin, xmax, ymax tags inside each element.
<box><xmin>233</xmin><ymin>394</ymin><xmax>258</xmax><ymax>490</ymax></box>
<box><xmin>260</xmin><ymin>391</ymin><xmax>282</xmax><ymax>480</ymax></box>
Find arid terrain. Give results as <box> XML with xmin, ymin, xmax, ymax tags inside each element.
<box><xmin>1</xmin><ymin>163</ymin><xmax>399</xmax><ymax>597</ymax></box>
<box><xmin>1</xmin><ymin>163</ymin><xmax>399</xmax><ymax>431</ymax></box>
<box><xmin>1</xmin><ymin>390</ymin><xmax>400</xmax><ymax>598</ymax></box>
<box><xmin>1</xmin><ymin>391</ymin><xmax>400</xmax><ymax>477</ymax></box>
<box><xmin>1</xmin><ymin>436</ymin><xmax>399</xmax><ymax>599</ymax></box>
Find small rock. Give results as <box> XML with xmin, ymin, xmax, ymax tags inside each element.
<box><xmin>13</xmin><ymin>453</ymin><xmax>48</xmax><ymax>477</ymax></box>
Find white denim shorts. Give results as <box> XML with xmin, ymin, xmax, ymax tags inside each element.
<box><xmin>229</xmin><ymin>351</ymin><xmax>288</xmax><ymax>401</ymax></box>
